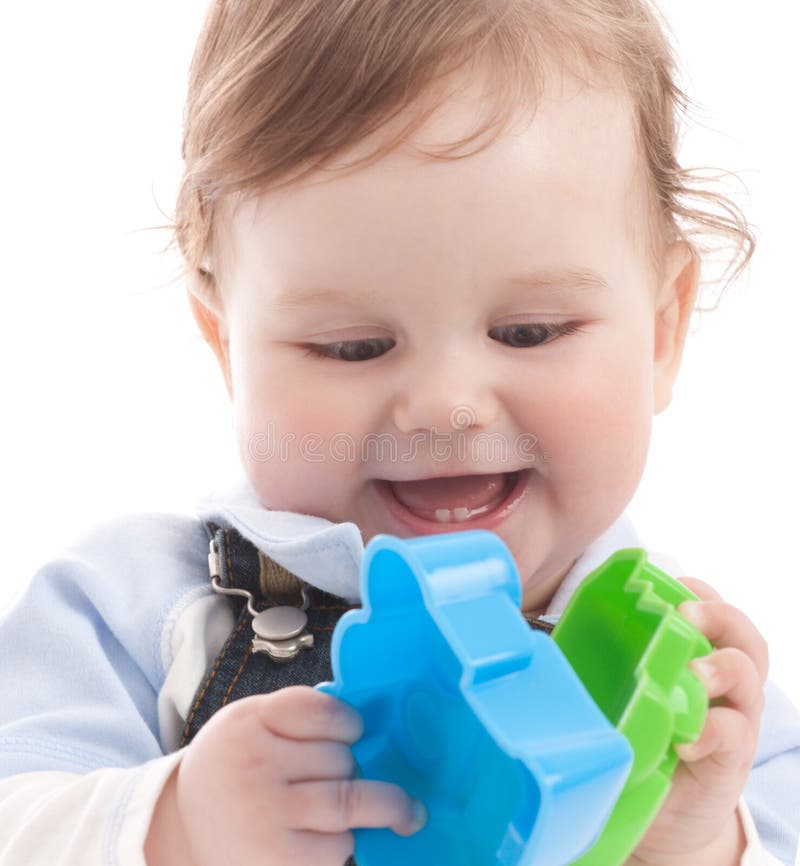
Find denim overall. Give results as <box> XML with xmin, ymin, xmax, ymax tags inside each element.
<box><xmin>180</xmin><ymin>521</ymin><xmax>553</xmax><ymax>860</ymax></box>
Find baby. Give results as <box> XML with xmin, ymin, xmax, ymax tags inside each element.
<box><xmin>1</xmin><ymin>1</ymin><xmax>799</xmax><ymax>865</ymax></box>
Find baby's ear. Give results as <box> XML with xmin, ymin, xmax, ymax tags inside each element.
<box><xmin>652</xmin><ymin>241</ymin><xmax>700</xmax><ymax>415</ymax></box>
<box><xmin>187</xmin><ymin>271</ymin><xmax>233</xmax><ymax>399</ymax></box>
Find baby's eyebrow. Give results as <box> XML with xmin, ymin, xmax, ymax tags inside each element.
<box><xmin>270</xmin><ymin>286</ymin><xmax>377</xmax><ymax>311</ymax></box>
<box><xmin>505</xmin><ymin>268</ymin><xmax>610</xmax><ymax>293</ymax></box>
<box><xmin>270</xmin><ymin>267</ymin><xmax>609</xmax><ymax>310</ymax></box>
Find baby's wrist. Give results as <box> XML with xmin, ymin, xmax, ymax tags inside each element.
<box><xmin>144</xmin><ymin>763</ymin><xmax>195</xmax><ymax>866</ymax></box>
<box><xmin>628</xmin><ymin>811</ymin><xmax>746</xmax><ymax>866</ymax></box>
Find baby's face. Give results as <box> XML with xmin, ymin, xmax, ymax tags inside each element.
<box><xmin>205</xmin><ymin>64</ymin><xmax>695</xmax><ymax>612</ymax></box>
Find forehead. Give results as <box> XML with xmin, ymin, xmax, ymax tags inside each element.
<box><xmin>220</xmin><ymin>63</ymin><xmax>650</xmax><ymax>294</ymax></box>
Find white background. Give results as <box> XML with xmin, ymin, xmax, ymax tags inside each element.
<box><xmin>1</xmin><ymin>2</ymin><xmax>798</xmax><ymax>708</ymax></box>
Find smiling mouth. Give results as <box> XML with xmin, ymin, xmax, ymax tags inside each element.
<box><xmin>374</xmin><ymin>469</ymin><xmax>531</xmax><ymax>530</ymax></box>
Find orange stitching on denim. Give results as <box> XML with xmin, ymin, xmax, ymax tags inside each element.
<box><xmin>221</xmin><ymin>643</ymin><xmax>254</xmax><ymax>706</ymax></box>
<box><xmin>179</xmin><ymin>613</ymin><xmax>250</xmax><ymax>747</ymax></box>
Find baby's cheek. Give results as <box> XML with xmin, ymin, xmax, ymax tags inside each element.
<box><xmin>234</xmin><ymin>382</ymin><xmax>369</xmax><ymax>514</ymax></box>
<box><xmin>235</xmin><ymin>369</ymin><xmax>331</xmax><ymax>445</ymax></box>
<box><xmin>538</xmin><ymin>366</ymin><xmax>653</xmax><ymax>497</ymax></box>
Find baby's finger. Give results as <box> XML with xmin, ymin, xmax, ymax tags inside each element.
<box><xmin>285</xmin><ymin>829</ymin><xmax>355</xmax><ymax>865</ymax></box>
<box><xmin>276</xmin><ymin>739</ymin><xmax>357</xmax><ymax>782</ymax></box>
<box><xmin>286</xmin><ymin>778</ymin><xmax>428</xmax><ymax>837</ymax></box>
<box><xmin>675</xmin><ymin>705</ymin><xmax>754</xmax><ymax>770</ymax></box>
<box><xmin>679</xmin><ymin>601</ymin><xmax>769</xmax><ymax>683</ymax></box>
<box><xmin>252</xmin><ymin>687</ymin><xmax>364</xmax><ymax>743</ymax></box>
<box><xmin>689</xmin><ymin>647</ymin><xmax>765</xmax><ymax>727</ymax></box>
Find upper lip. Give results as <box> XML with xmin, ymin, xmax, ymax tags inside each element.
<box><xmin>375</xmin><ymin>468</ymin><xmax>527</xmax><ymax>483</ymax></box>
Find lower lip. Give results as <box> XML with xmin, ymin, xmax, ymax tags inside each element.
<box><xmin>374</xmin><ymin>469</ymin><xmax>532</xmax><ymax>535</ymax></box>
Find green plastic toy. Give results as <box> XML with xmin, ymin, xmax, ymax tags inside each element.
<box><xmin>551</xmin><ymin>548</ymin><xmax>712</xmax><ymax>865</ymax></box>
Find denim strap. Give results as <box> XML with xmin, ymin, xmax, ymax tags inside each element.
<box><xmin>179</xmin><ymin>521</ymin><xmax>359</xmax><ymax>748</ymax></box>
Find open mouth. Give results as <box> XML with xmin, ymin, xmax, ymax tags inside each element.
<box><xmin>374</xmin><ymin>469</ymin><xmax>531</xmax><ymax>532</ymax></box>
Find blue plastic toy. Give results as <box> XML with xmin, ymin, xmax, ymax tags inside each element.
<box><xmin>317</xmin><ymin>530</ymin><xmax>633</xmax><ymax>866</ymax></box>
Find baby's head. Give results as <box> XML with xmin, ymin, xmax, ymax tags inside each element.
<box><xmin>172</xmin><ymin>0</ymin><xmax>753</xmax><ymax>611</ymax></box>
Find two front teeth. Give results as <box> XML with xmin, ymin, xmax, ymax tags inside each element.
<box><xmin>433</xmin><ymin>505</ymin><xmax>491</xmax><ymax>523</ymax></box>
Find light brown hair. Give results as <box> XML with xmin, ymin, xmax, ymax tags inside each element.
<box><xmin>170</xmin><ymin>0</ymin><xmax>755</xmax><ymax>311</ymax></box>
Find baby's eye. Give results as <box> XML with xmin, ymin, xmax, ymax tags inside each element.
<box><xmin>488</xmin><ymin>322</ymin><xmax>581</xmax><ymax>348</ymax></box>
<box><xmin>306</xmin><ymin>337</ymin><xmax>396</xmax><ymax>362</ymax></box>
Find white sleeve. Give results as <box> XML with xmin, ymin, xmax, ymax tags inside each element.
<box><xmin>0</xmin><ymin>752</ymin><xmax>183</xmax><ymax>866</ymax></box>
<box><xmin>740</xmin><ymin>798</ymin><xmax>786</xmax><ymax>866</ymax></box>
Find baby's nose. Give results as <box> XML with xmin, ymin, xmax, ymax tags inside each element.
<box><xmin>391</xmin><ymin>366</ymin><xmax>499</xmax><ymax>435</ymax></box>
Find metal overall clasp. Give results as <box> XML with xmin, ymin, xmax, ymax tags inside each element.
<box><xmin>207</xmin><ymin>538</ymin><xmax>314</xmax><ymax>663</ymax></box>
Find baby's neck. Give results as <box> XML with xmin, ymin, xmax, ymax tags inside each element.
<box><xmin>520</xmin><ymin>557</ymin><xmax>577</xmax><ymax>616</ymax></box>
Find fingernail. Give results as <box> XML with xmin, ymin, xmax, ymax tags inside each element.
<box><xmin>675</xmin><ymin>741</ymin><xmax>698</xmax><ymax>762</ymax></box>
<box><xmin>410</xmin><ymin>799</ymin><xmax>428</xmax><ymax>833</ymax></box>
<box><xmin>690</xmin><ymin>658</ymin><xmax>715</xmax><ymax>687</ymax></box>
<box><xmin>680</xmin><ymin>602</ymin><xmax>705</xmax><ymax>627</ymax></box>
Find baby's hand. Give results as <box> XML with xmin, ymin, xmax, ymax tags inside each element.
<box><xmin>145</xmin><ymin>686</ymin><xmax>426</xmax><ymax>866</ymax></box>
<box><xmin>627</xmin><ymin>578</ymin><xmax>769</xmax><ymax>866</ymax></box>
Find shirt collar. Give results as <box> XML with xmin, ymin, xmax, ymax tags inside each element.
<box><xmin>196</xmin><ymin>474</ymin><xmax>366</xmax><ymax>603</ymax></box>
<box><xmin>196</xmin><ymin>473</ymin><xmax>645</xmax><ymax>612</ymax></box>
